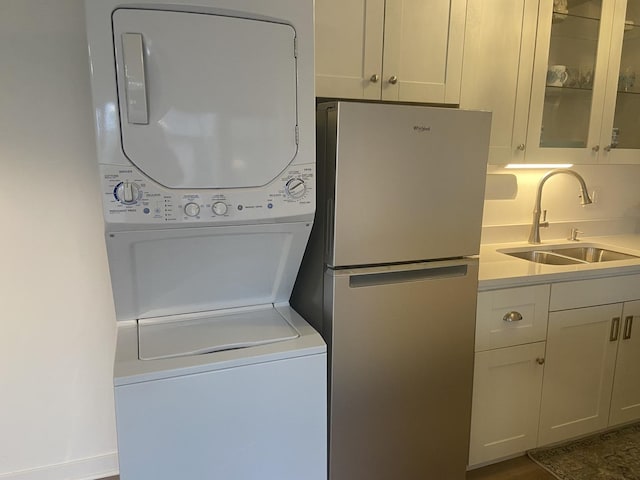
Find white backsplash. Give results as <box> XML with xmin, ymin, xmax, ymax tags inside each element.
<box><xmin>481</xmin><ymin>164</ymin><xmax>640</xmax><ymax>244</ymax></box>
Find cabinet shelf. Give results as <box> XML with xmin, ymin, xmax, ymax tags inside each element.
<box><xmin>553</xmin><ymin>10</ymin><xmax>601</xmax><ymax>22</ymax></box>
<box><xmin>545</xmin><ymin>85</ymin><xmax>593</xmax><ymax>93</ymax></box>
<box><xmin>616</xmin><ymin>89</ymin><xmax>640</xmax><ymax>95</ymax></box>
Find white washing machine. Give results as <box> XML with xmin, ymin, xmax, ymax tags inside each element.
<box><xmin>84</xmin><ymin>1</ymin><xmax>326</xmax><ymax>479</ymax></box>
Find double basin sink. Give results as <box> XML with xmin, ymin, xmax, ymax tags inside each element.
<box><xmin>499</xmin><ymin>245</ymin><xmax>640</xmax><ymax>265</ymax></box>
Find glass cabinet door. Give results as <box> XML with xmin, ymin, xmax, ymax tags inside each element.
<box><xmin>600</xmin><ymin>0</ymin><xmax>640</xmax><ymax>162</ymax></box>
<box><xmin>526</xmin><ymin>0</ymin><xmax>614</xmax><ymax>163</ymax></box>
<box><xmin>541</xmin><ymin>1</ymin><xmax>602</xmax><ymax>148</ymax></box>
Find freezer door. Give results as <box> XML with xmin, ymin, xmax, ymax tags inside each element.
<box><xmin>112</xmin><ymin>9</ymin><xmax>298</xmax><ymax>189</ymax></box>
<box><xmin>321</xmin><ymin>102</ymin><xmax>490</xmax><ymax>267</ymax></box>
<box><xmin>326</xmin><ymin>259</ymin><xmax>478</xmax><ymax>480</ymax></box>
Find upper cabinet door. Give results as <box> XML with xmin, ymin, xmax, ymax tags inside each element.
<box><xmin>315</xmin><ymin>0</ymin><xmax>385</xmax><ymax>99</ymax></box>
<box><xmin>381</xmin><ymin>0</ymin><xmax>466</xmax><ymax>103</ymax></box>
<box><xmin>112</xmin><ymin>9</ymin><xmax>298</xmax><ymax>189</ymax></box>
<box><xmin>460</xmin><ymin>0</ymin><xmax>539</xmax><ymax>164</ymax></box>
<box><xmin>599</xmin><ymin>0</ymin><xmax>640</xmax><ymax>163</ymax></box>
<box><xmin>314</xmin><ymin>0</ymin><xmax>465</xmax><ymax>104</ymax></box>
<box><xmin>525</xmin><ymin>0</ymin><xmax>614</xmax><ymax>163</ymax></box>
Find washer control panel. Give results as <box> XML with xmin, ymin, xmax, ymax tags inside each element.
<box><xmin>100</xmin><ymin>163</ymin><xmax>314</xmax><ymax>226</ymax></box>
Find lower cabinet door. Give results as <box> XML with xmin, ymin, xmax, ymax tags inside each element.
<box><xmin>538</xmin><ymin>303</ymin><xmax>622</xmax><ymax>446</ymax></box>
<box><xmin>610</xmin><ymin>300</ymin><xmax>640</xmax><ymax>426</ymax></box>
<box><xmin>468</xmin><ymin>342</ymin><xmax>546</xmax><ymax>467</ymax></box>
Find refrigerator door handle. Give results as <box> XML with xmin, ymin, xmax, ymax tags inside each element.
<box><xmin>349</xmin><ymin>263</ymin><xmax>469</xmax><ymax>288</ymax></box>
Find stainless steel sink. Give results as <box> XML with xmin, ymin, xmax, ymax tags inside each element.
<box><xmin>502</xmin><ymin>250</ymin><xmax>585</xmax><ymax>265</ymax></box>
<box><xmin>499</xmin><ymin>245</ymin><xmax>640</xmax><ymax>265</ymax></box>
<box><xmin>551</xmin><ymin>246</ymin><xmax>639</xmax><ymax>263</ymax></box>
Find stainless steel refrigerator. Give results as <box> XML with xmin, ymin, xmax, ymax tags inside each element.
<box><xmin>292</xmin><ymin>101</ymin><xmax>491</xmax><ymax>480</ymax></box>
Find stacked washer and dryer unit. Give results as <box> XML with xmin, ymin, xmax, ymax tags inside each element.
<box><xmin>84</xmin><ymin>1</ymin><xmax>326</xmax><ymax>479</ymax></box>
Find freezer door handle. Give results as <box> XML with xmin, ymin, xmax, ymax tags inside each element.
<box><xmin>349</xmin><ymin>264</ymin><xmax>468</xmax><ymax>288</ymax></box>
<box><xmin>121</xmin><ymin>33</ymin><xmax>149</xmax><ymax>125</ymax></box>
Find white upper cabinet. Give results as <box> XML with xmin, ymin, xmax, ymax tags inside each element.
<box><xmin>599</xmin><ymin>0</ymin><xmax>640</xmax><ymax>163</ymax></box>
<box><xmin>525</xmin><ymin>0</ymin><xmax>613</xmax><ymax>164</ymax></box>
<box><xmin>461</xmin><ymin>0</ymin><xmax>640</xmax><ymax>164</ymax></box>
<box><xmin>315</xmin><ymin>0</ymin><xmax>385</xmax><ymax>100</ymax></box>
<box><xmin>526</xmin><ymin>0</ymin><xmax>640</xmax><ymax>164</ymax></box>
<box><xmin>315</xmin><ymin>0</ymin><xmax>467</xmax><ymax>104</ymax></box>
<box><xmin>460</xmin><ymin>0</ymin><xmax>539</xmax><ymax>164</ymax></box>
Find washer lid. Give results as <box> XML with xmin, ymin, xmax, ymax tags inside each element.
<box><xmin>112</xmin><ymin>8</ymin><xmax>298</xmax><ymax>189</ymax></box>
<box><xmin>138</xmin><ymin>306</ymin><xmax>300</xmax><ymax>361</ymax></box>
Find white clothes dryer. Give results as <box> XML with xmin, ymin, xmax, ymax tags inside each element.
<box><xmin>84</xmin><ymin>1</ymin><xmax>326</xmax><ymax>479</ymax></box>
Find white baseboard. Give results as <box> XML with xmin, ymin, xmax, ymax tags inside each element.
<box><xmin>0</xmin><ymin>453</ymin><xmax>118</xmax><ymax>480</ymax></box>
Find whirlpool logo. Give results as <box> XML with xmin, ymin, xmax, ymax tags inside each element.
<box><xmin>413</xmin><ymin>125</ymin><xmax>432</xmax><ymax>132</ymax></box>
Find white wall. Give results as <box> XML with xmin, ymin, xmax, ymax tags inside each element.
<box><xmin>0</xmin><ymin>1</ymin><xmax>118</xmax><ymax>479</ymax></box>
<box><xmin>482</xmin><ymin>164</ymin><xmax>640</xmax><ymax>243</ymax></box>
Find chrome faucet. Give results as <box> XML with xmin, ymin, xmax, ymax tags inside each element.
<box><xmin>528</xmin><ymin>169</ymin><xmax>593</xmax><ymax>244</ymax></box>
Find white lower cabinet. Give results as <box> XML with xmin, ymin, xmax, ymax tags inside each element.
<box><xmin>538</xmin><ymin>303</ymin><xmax>621</xmax><ymax>446</ymax></box>
<box><xmin>469</xmin><ymin>285</ymin><xmax>550</xmax><ymax>467</ymax></box>
<box><xmin>609</xmin><ymin>300</ymin><xmax>640</xmax><ymax>426</ymax></box>
<box><xmin>470</xmin><ymin>274</ymin><xmax>640</xmax><ymax>468</ymax></box>
<box><xmin>539</xmin><ymin>296</ymin><xmax>640</xmax><ymax>444</ymax></box>
<box><xmin>469</xmin><ymin>342</ymin><xmax>546</xmax><ymax>466</ymax></box>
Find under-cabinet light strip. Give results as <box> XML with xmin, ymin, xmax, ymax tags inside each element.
<box><xmin>505</xmin><ymin>163</ymin><xmax>574</xmax><ymax>169</ymax></box>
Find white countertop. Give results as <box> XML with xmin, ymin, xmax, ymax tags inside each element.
<box><xmin>479</xmin><ymin>234</ymin><xmax>640</xmax><ymax>290</ymax></box>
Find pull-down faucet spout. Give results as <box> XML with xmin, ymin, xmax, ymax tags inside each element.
<box><xmin>528</xmin><ymin>169</ymin><xmax>593</xmax><ymax>244</ymax></box>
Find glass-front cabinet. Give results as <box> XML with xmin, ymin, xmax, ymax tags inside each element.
<box><xmin>600</xmin><ymin>0</ymin><xmax>640</xmax><ymax>162</ymax></box>
<box><xmin>526</xmin><ymin>0</ymin><xmax>640</xmax><ymax>164</ymax></box>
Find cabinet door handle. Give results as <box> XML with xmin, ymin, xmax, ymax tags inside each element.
<box><xmin>517</xmin><ymin>143</ymin><xmax>526</xmax><ymax>151</ymax></box>
<box><xmin>536</xmin><ymin>357</ymin><xmax>545</xmax><ymax>365</ymax></box>
<box><xmin>503</xmin><ymin>311</ymin><xmax>523</xmax><ymax>322</ymax></box>
<box><xmin>623</xmin><ymin>315</ymin><xmax>634</xmax><ymax>340</ymax></box>
<box><xmin>388</xmin><ymin>75</ymin><xmax>398</xmax><ymax>85</ymax></box>
<box><xmin>370</xmin><ymin>74</ymin><xmax>380</xmax><ymax>83</ymax></box>
<box><xmin>610</xmin><ymin>317</ymin><xmax>621</xmax><ymax>342</ymax></box>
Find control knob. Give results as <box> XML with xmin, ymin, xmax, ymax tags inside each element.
<box><xmin>184</xmin><ymin>202</ymin><xmax>200</xmax><ymax>217</ymax></box>
<box><xmin>285</xmin><ymin>178</ymin><xmax>307</xmax><ymax>199</ymax></box>
<box><xmin>212</xmin><ymin>201</ymin><xmax>228</xmax><ymax>216</ymax></box>
<box><xmin>114</xmin><ymin>181</ymin><xmax>141</xmax><ymax>205</ymax></box>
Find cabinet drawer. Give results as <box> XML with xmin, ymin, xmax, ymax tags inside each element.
<box><xmin>476</xmin><ymin>285</ymin><xmax>550</xmax><ymax>351</ymax></box>
<box><xmin>550</xmin><ymin>273</ymin><xmax>640</xmax><ymax>311</ymax></box>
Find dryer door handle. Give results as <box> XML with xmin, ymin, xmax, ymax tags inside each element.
<box><xmin>121</xmin><ymin>33</ymin><xmax>149</xmax><ymax>125</ymax></box>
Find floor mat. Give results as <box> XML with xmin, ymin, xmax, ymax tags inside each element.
<box><xmin>528</xmin><ymin>423</ymin><xmax>640</xmax><ymax>480</ymax></box>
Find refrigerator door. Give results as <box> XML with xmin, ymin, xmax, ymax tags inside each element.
<box><xmin>319</xmin><ymin>102</ymin><xmax>490</xmax><ymax>267</ymax></box>
<box><xmin>325</xmin><ymin>258</ymin><xmax>478</xmax><ymax>480</ymax></box>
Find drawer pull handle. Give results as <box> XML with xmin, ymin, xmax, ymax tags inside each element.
<box><xmin>623</xmin><ymin>316</ymin><xmax>634</xmax><ymax>340</ymax></box>
<box><xmin>503</xmin><ymin>311</ymin><xmax>523</xmax><ymax>322</ymax></box>
<box><xmin>610</xmin><ymin>317</ymin><xmax>621</xmax><ymax>342</ymax></box>
<box><xmin>536</xmin><ymin>357</ymin><xmax>545</xmax><ymax>365</ymax></box>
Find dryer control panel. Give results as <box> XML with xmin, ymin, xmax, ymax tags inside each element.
<box><xmin>100</xmin><ymin>163</ymin><xmax>314</xmax><ymax>227</ymax></box>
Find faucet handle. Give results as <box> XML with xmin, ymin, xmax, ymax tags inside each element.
<box><xmin>539</xmin><ymin>209</ymin><xmax>549</xmax><ymax>228</ymax></box>
<box><xmin>568</xmin><ymin>227</ymin><xmax>583</xmax><ymax>241</ymax></box>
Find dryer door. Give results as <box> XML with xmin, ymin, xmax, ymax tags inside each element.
<box><xmin>112</xmin><ymin>9</ymin><xmax>298</xmax><ymax>189</ymax></box>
